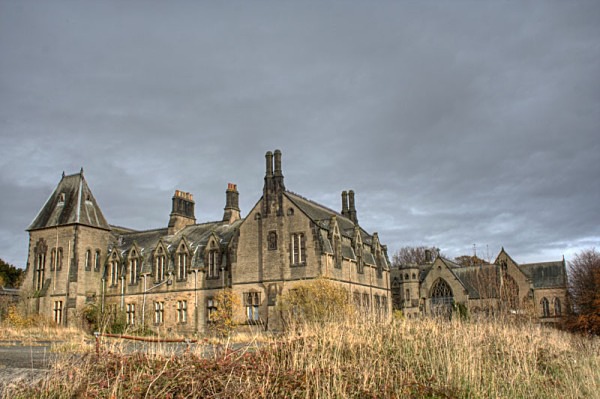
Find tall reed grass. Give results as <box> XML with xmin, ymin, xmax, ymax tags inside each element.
<box><xmin>4</xmin><ymin>316</ymin><xmax>599</xmax><ymax>398</ymax></box>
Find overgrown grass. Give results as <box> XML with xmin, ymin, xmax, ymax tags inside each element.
<box><xmin>4</xmin><ymin>317</ymin><xmax>600</xmax><ymax>398</ymax></box>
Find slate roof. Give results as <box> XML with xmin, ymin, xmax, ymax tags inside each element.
<box><xmin>285</xmin><ymin>191</ymin><xmax>372</xmax><ymax>244</ymax></box>
<box><xmin>28</xmin><ymin>171</ymin><xmax>110</xmax><ymax>231</ymax></box>
<box><xmin>451</xmin><ymin>265</ymin><xmax>500</xmax><ymax>299</ymax></box>
<box><xmin>110</xmin><ymin>219</ymin><xmax>243</xmax><ymax>275</ymax></box>
<box><xmin>284</xmin><ymin>191</ymin><xmax>389</xmax><ymax>270</ymax></box>
<box><xmin>519</xmin><ymin>261</ymin><xmax>566</xmax><ymax>289</ymax></box>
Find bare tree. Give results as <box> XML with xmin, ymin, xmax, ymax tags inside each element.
<box><xmin>392</xmin><ymin>246</ymin><xmax>441</xmax><ymax>267</ymax></box>
<box><xmin>564</xmin><ymin>248</ymin><xmax>600</xmax><ymax>335</ymax></box>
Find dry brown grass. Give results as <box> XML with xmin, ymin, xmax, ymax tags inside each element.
<box><xmin>4</xmin><ymin>316</ymin><xmax>600</xmax><ymax>398</ymax></box>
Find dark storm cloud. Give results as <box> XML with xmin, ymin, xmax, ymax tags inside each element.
<box><xmin>1</xmin><ymin>1</ymin><xmax>598</xmax><ymax>268</ymax></box>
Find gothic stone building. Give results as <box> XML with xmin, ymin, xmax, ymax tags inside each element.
<box><xmin>21</xmin><ymin>150</ymin><xmax>391</xmax><ymax>334</ymax></box>
<box><xmin>391</xmin><ymin>249</ymin><xmax>567</xmax><ymax>322</ymax></box>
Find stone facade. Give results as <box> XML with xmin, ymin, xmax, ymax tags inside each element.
<box><xmin>391</xmin><ymin>248</ymin><xmax>568</xmax><ymax>322</ymax></box>
<box><xmin>21</xmin><ymin>151</ymin><xmax>391</xmax><ymax>333</ymax></box>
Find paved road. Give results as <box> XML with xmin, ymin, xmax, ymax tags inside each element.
<box><xmin>0</xmin><ymin>344</ymin><xmax>55</xmax><ymax>369</ymax></box>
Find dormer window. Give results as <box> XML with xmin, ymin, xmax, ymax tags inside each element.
<box><xmin>155</xmin><ymin>247</ymin><xmax>166</xmax><ymax>282</ymax></box>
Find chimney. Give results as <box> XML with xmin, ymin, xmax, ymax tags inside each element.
<box><xmin>265</xmin><ymin>151</ymin><xmax>273</xmax><ymax>178</ymax></box>
<box><xmin>168</xmin><ymin>190</ymin><xmax>196</xmax><ymax>235</ymax></box>
<box><xmin>348</xmin><ymin>190</ymin><xmax>358</xmax><ymax>225</ymax></box>
<box><xmin>223</xmin><ymin>183</ymin><xmax>241</xmax><ymax>223</ymax></box>
<box><xmin>341</xmin><ymin>191</ymin><xmax>349</xmax><ymax>218</ymax></box>
<box><xmin>263</xmin><ymin>149</ymin><xmax>285</xmax><ymax>216</ymax></box>
<box><xmin>425</xmin><ymin>249</ymin><xmax>432</xmax><ymax>263</ymax></box>
<box><xmin>274</xmin><ymin>149</ymin><xmax>282</xmax><ymax>176</ymax></box>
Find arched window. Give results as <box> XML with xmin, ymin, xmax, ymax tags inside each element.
<box><xmin>34</xmin><ymin>239</ymin><xmax>47</xmax><ymax>291</ymax></box>
<box><xmin>85</xmin><ymin>249</ymin><xmax>92</xmax><ymax>271</ymax></box>
<box><xmin>207</xmin><ymin>243</ymin><xmax>219</xmax><ymax>278</ymax></box>
<box><xmin>541</xmin><ymin>297</ymin><xmax>550</xmax><ymax>317</ymax></box>
<box><xmin>110</xmin><ymin>252</ymin><xmax>119</xmax><ymax>287</ymax></box>
<box><xmin>431</xmin><ymin>279</ymin><xmax>453</xmax><ymax>306</ymax></box>
<box><xmin>129</xmin><ymin>250</ymin><xmax>139</xmax><ymax>285</ymax></box>
<box><xmin>94</xmin><ymin>250</ymin><xmax>101</xmax><ymax>271</ymax></box>
<box><xmin>57</xmin><ymin>248</ymin><xmax>63</xmax><ymax>271</ymax></box>
<box><xmin>267</xmin><ymin>231</ymin><xmax>277</xmax><ymax>250</ymax></box>
<box><xmin>500</xmin><ymin>274</ymin><xmax>519</xmax><ymax>310</ymax></box>
<box><xmin>553</xmin><ymin>297</ymin><xmax>561</xmax><ymax>316</ymax></box>
<box><xmin>176</xmin><ymin>243</ymin><xmax>188</xmax><ymax>281</ymax></box>
<box><xmin>155</xmin><ymin>247</ymin><xmax>166</xmax><ymax>282</ymax></box>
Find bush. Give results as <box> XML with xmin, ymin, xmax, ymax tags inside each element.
<box><xmin>209</xmin><ymin>289</ymin><xmax>241</xmax><ymax>338</ymax></box>
<box><xmin>277</xmin><ymin>277</ymin><xmax>353</xmax><ymax>328</ymax></box>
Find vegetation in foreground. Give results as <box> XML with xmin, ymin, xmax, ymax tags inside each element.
<box><xmin>3</xmin><ymin>315</ymin><xmax>599</xmax><ymax>399</ymax></box>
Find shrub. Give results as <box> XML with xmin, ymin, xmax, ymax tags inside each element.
<box><xmin>277</xmin><ymin>277</ymin><xmax>353</xmax><ymax>328</ymax></box>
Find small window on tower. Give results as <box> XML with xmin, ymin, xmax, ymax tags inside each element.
<box><xmin>58</xmin><ymin>193</ymin><xmax>65</xmax><ymax>203</ymax></box>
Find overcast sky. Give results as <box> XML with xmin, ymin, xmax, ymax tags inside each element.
<box><xmin>1</xmin><ymin>1</ymin><xmax>599</xmax><ymax>269</ymax></box>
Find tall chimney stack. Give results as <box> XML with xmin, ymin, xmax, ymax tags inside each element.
<box><xmin>168</xmin><ymin>190</ymin><xmax>196</xmax><ymax>235</ymax></box>
<box><xmin>341</xmin><ymin>191</ymin><xmax>349</xmax><ymax>218</ymax></box>
<box><xmin>348</xmin><ymin>190</ymin><xmax>358</xmax><ymax>225</ymax></box>
<box><xmin>223</xmin><ymin>183</ymin><xmax>241</xmax><ymax>223</ymax></box>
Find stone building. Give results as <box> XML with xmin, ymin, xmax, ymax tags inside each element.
<box><xmin>21</xmin><ymin>150</ymin><xmax>391</xmax><ymax>333</ymax></box>
<box><xmin>391</xmin><ymin>249</ymin><xmax>567</xmax><ymax>322</ymax></box>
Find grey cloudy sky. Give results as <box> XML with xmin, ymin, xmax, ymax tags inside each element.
<box><xmin>1</xmin><ymin>1</ymin><xmax>599</xmax><ymax>269</ymax></box>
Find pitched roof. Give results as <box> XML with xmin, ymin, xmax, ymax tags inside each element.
<box><xmin>28</xmin><ymin>171</ymin><xmax>110</xmax><ymax>231</ymax></box>
<box><xmin>111</xmin><ymin>219</ymin><xmax>243</xmax><ymax>275</ymax></box>
<box><xmin>519</xmin><ymin>261</ymin><xmax>566</xmax><ymax>289</ymax></box>
<box><xmin>284</xmin><ymin>191</ymin><xmax>372</xmax><ymax>244</ymax></box>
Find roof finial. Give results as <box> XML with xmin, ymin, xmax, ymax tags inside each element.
<box><xmin>62</xmin><ymin>171</ymin><xmax>65</xmax><ymax>178</ymax></box>
<box><xmin>80</xmin><ymin>167</ymin><xmax>84</xmax><ymax>176</ymax></box>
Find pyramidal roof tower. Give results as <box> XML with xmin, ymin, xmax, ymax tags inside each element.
<box><xmin>28</xmin><ymin>169</ymin><xmax>110</xmax><ymax>231</ymax></box>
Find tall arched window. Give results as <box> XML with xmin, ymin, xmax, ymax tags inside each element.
<box><xmin>553</xmin><ymin>297</ymin><xmax>561</xmax><ymax>316</ymax></box>
<box><xmin>430</xmin><ymin>278</ymin><xmax>454</xmax><ymax>317</ymax></box>
<box><xmin>34</xmin><ymin>239</ymin><xmax>47</xmax><ymax>291</ymax></box>
<box><xmin>500</xmin><ymin>273</ymin><xmax>519</xmax><ymax>310</ymax></box>
<box><xmin>110</xmin><ymin>252</ymin><xmax>119</xmax><ymax>287</ymax></box>
<box><xmin>129</xmin><ymin>250</ymin><xmax>139</xmax><ymax>285</ymax></box>
<box><xmin>541</xmin><ymin>297</ymin><xmax>550</xmax><ymax>317</ymax></box>
<box><xmin>431</xmin><ymin>279</ymin><xmax>453</xmax><ymax>306</ymax></box>
<box><xmin>207</xmin><ymin>243</ymin><xmax>219</xmax><ymax>278</ymax></box>
<box><xmin>155</xmin><ymin>247</ymin><xmax>166</xmax><ymax>282</ymax></box>
<box><xmin>85</xmin><ymin>249</ymin><xmax>92</xmax><ymax>271</ymax></box>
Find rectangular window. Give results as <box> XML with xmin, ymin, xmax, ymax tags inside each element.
<box><xmin>382</xmin><ymin>296</ymin><xmax>388</xmax><ymax>315</ymax></box>
<box><xmin>154</xmin><ymin>301</ymin><xmax>164</xmax><ymax>324</ymax></box>
<box><xmin>53</xmin><ymin>301</ymin><xmax>63</xmax><ymax>324</ymax></box>
<box><xmin>126</xmin><ymin>303</ymin><xmax>136</xmax><ymax>326</ymax></box>
<box><xmin>208</xmin><ymin>251</ymin><xmax>219</xmax><ymax>278</ymax></box>
<box><xmin>290</xmin><ymin>233</ymin><xmax>306</xmax><ymax>265</ymax></box>
<box><xmin>362</xmin><ymin>293</ymin><xmax>370</xmax><ymax>312</ymax></box>
<box><xmin>353</xmin><ymin>292</ymin><xmax>361</xmax><ymax>308</ymax></box>
<box><xmin>177</xmin><ymin>300</ymin><xmax>187</xmax><ymax>323</ymax></box>
<box><xmin>207</xmin><ymin>298</ymin><xmax>216</xmax><ymax>323</ymax></box>
<box><xmin>244</xmin><ymin>292</ymin><xmax>260</xmax><ymax>323</ymax></box>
